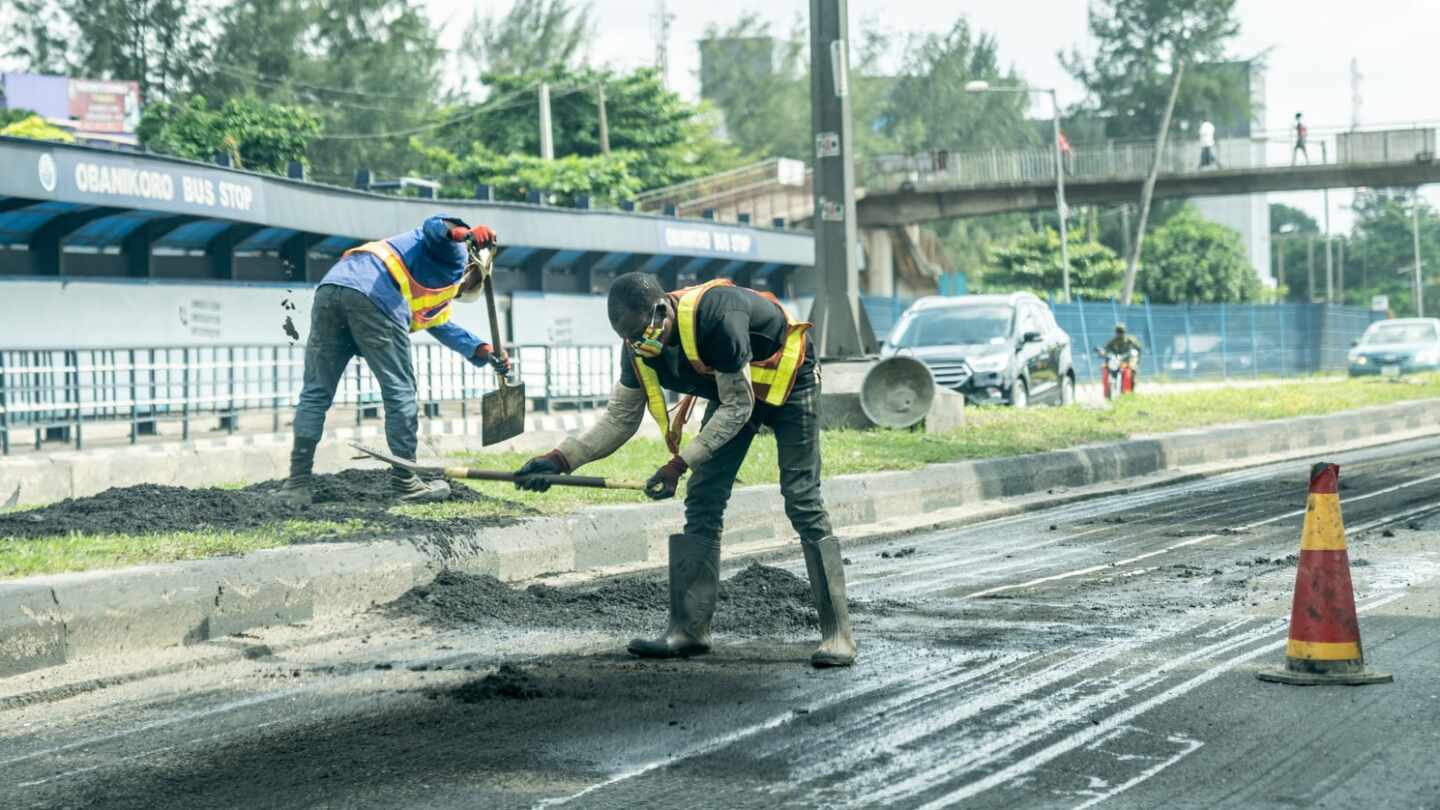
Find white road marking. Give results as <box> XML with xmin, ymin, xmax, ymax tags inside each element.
<box><xmin>906</xmin><ymin>591</ymin><xmax>1408</xmax><ymax>810</ymax></box>
<box><xmin>1071</xmin><ymin>734</ymin><xmax>1205</xmax><ymax>810</ymax></box>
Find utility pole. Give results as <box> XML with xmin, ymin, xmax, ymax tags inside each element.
<box><xmin>1122</xmin><ymin>59</ymin><xmax>1184</xmax><ymax>305</ymax></box>
<box><xmin>1307</xmin><ymin>237</ymin><xmax>1316</xmax><ymax>302</ymax></box>
<box><xmin>539</xmin><ymin>82</ymin><xmax>554</xmax><ymax>161</ymax></box>
<box><xmin>807</xmin><ymin>0</ymin><xmax>875</xmax><ymax>358</ymax></box>
<box><xmin>596</xmin><ymin>82</ymin><xmax>611</xmax><ymax>156</ymax></box>
<box><xmin>1049</xmin><ymin>88</ymin><xmax>1071</xmax><ymax>302</ymax></box>
<box><xmin>652</xmin><ymin>0</ymin><xmax>672</xmax><ymax>87</ymax></box>
<box><xmin>1323</xmin><ymin>142</ymin><xmax>1332</xmax><ymax>303</ymax></box>
<box><xmin>1337</xmin><ymin>238</ymin><xmax>1345</xmax><ymax>302</ymax></box>
<box><xmin>1413</xmin><ymin>190</ymin><xmax>1425</xmax><ymax>317</ymax></box>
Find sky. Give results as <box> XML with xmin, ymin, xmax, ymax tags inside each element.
<box><xmin>433</xmin><ymin>0</ymin><xmax>1440</xmax><ymax>232</ymax></box>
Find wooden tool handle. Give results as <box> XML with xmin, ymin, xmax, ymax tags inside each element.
<box><xmin>442</xmin><ymin>468</ymin><xmax>646</xmax><ymax>491</ymax></box>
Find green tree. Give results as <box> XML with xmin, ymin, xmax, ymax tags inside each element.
<box><xmin>3</xmin><ymin>0</ymin><xmax>71</xmax><ymax>74</ymax></box>
<box><xmin>1269</xmin><ymin>202</ymin><xmax>1320</xmax><ymax>302</ymax></box>
<box><xmin>137</xmin><ymin>95</ymin><xmax>322</xmax><ymax>174</ymax></box>
<box><xmin>1344</xmin><ymin>189</ymin><xmax>1440</xmax><ymax>315</ymax></box>
<box><xmin>1061</xmin><ymin>0</ymin><xmax>1244</xmax><ymax>139</ymax></box>
<box><xmin>63</xmin><ymin>0</ymin><xmax>209</xmax><ymax>101</ymax></box>
<box><xmin>426</xmin><ymin>66</ymin><xmax>742</xmax><ymax>191</ymax></box>
<box><xmin>0</xmin><ymin>114</ymin><xmax>76</xmax><ymax>142</ymax></box>
<box><xmin>697</xmin><ymin>13</ymin><xmax>811</xmax><ymax>161</ymax></box>
<box><xmin>881</xmin><ymin>20</ymin><xmax>1034</xmax><ymax>153</ymax></box>
<box><xmin>458</xmin><ymin>0</ymin><xmax>593</xmax><ymax>80</ymax></box>
<box><xmin>1138</xmin><ymin>207</ymin><xmax>1260</xmax><ymax>303</ymax></box>
<box><xmin>984</xmin><ymin>229</ymin><xmax>1126</xmax><ymax>300</ymax></box>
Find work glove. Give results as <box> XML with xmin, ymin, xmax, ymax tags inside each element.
<box><xmin>645</xmin><ymin>456</ymin><xmax>688</xmax><ymax>501</ymax></box>
<box><xmin>448</xmin><ymin>224</ymin><xmax>498</xmax><ymax>248</ymax></box>
<box><xmin>514</xmin><ymin>449</ymin><xmax>570</xmax><ymax>492</ymax></box>
<box><xmin>473</xmin><ymin>343</ymin><xmax>511</xmax><ymax>375</ymax></box>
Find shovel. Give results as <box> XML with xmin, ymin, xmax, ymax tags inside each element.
<box><xmin>351</xmin><ymin>442</ymin><xmax>645</xmax><ymax>491</ymax></box>
<box><xmin>473</xmin><ymin>243</ymin><xmax>526</xmax><ymax>446</ymax></box>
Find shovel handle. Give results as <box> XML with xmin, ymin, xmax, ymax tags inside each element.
<box><xmin>442</xmin><ymin>468</ymin><xmax>646</xmax><ymax>491</ymax></box>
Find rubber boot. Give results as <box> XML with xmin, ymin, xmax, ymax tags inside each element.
<box><xmin>628</xmin><ymin>533</ymin><xmax>721</xmax><ymax>659</ymax></box>
<box><xmin>391</xmin><ymin>468</ymin><xmax>451</xmax><ymax>503</ymax></box>
<box><xmin>278</xmin><ymin>437</ymin><xmax>318</xmax><ymax>506</ymax></box>
<box><xmin>802</xmin><ymin>536</ymin><xmax>856</xmax><ymax>668</ymax></box>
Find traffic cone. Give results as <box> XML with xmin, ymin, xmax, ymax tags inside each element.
<box><xmin>1257</xmin><ymin>462</ymin><xmax>1392</xmax><ymax>686</ymax></box>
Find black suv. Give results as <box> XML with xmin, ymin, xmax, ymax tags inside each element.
<box><xmin>880</xmin><ymin>292</ymin><xmax>1076</xmax><ymax>407</ymax></box>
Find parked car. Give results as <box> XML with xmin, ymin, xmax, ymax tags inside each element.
<box><xmin>1348</xmin><ymin>318</ymin><xmax>1440</xmax><ymax>377</ymax></box>
<box><xmin>881</xmin><ymin>293</ymin><xmax>1075</xmax><ymax>407</ymax></box>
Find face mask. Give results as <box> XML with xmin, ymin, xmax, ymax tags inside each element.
<box><xmin>630</xmin><ymin>307</ymin><xmax>666</xmax><ymax>358</ymax></box>
<box><xmin>457</xmin><ymin>269</ymin><xmax>483</xmax><ymax>303</ymax></box>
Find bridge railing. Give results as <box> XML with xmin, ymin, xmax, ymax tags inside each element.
<box><xmin>634</xmin><ymin>158</ymin><xmax>813</xmax><ymax>223</ymax></box>
<box><xmin>0</xmin><ymin>343</ymin><xmax>621</xmax><ymax>455</ymax></box>
<box><xmin>861</xmin><ymin>127</ymin><xmax>1438</xmax><ymax>193</ymax></box>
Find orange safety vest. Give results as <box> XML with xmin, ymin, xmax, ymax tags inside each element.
<box><xmin>632</xmin><ymin>279</ymin><xmax>811</xmax><ymax>453</ymax></box>
<box><xmin>344</xmin><ymin>240</ymin><xmax>460</xmax><ymax>332</ymax></box>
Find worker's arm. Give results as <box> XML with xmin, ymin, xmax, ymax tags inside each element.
<box><xmin>678</xmin><ymin>367</ymin><xmax>754</xmax><ymax>468</ymax></box>
<box><xmin>429</xmin><ymin>321</ymin><xmax>493</xmax><ymax>366</ymax></box>
<box><xmin>555</xmin><ymin>382</ymin><xmax>647</xmax><ymax>469</ymax></box>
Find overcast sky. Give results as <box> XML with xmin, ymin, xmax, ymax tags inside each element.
<box><xmin>434</xmin><ymin>0</ymin><xmax>1440</xmax><ymax>231</ymax></box>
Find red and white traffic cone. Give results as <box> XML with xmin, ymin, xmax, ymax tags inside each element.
<box><xmin>1257</xmin><ymin>462</ymin><xmax>1392</xmax><ymax>686</ymax></box>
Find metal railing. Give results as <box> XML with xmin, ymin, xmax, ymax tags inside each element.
<box><xmin>635</xmin><ymin>158</ymin><xmax>814</xmax><ymax>224</ymax></box>
<box><xmin>0</xmin><ymin>343</ymin><xmax>621</xmax><ymax>454</ymax></box>
<box><xmin>860</xmin><ymin>126</ymin><xmax>1438</xmax><ymax>193</ymax></box>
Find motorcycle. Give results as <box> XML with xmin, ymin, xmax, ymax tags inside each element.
<box><xmin>1099</xmin><ymin>349</ymin><xmax>1138</xmax><ymax>400</ymax></box>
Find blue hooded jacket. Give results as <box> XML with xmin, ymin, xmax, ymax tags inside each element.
<box><xmin>319</xmin><ymin>214</ymin><xmax>489</xmax><ymax>362</ymax></box>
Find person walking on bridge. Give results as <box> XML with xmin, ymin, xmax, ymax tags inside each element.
<box><xmin>1292</xmin><ymin>112</ymin><xmax>1310</xmax><ymax>165</ymax></box>
<box><xmin>280</xmin><ymin>215</ymin><xmax>509</xmax><ymax>505</ymax></box>
<box><xmin>1199</xmin><ymin>113</ymin><xmax>1220</xmax><ymax>170</ymax></box>
<box><xmin>512</xmin><ymin>272</ymin><xmax>856</xmax><ymax>668</ymax></box>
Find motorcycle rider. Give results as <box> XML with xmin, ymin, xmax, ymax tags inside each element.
<box><xmin>1098</xmin><ymin>323</ymin><xmax>1143</xmax><ymax>389</ymax></box>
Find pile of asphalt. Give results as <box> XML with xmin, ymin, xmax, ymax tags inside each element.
<box><xmin>387</xmin><ymin>561</ymin><xmax>826</xmax><ymax>637</ymax></box>
<box><xmin>447</xmin><ymin>664</ymin><xmax>545</xmax><ymax>702</ymax></box>
<box><xmin>0</xmin><ymin>469</ymin><xmax>535</xmax><ymax>554</ymax></box>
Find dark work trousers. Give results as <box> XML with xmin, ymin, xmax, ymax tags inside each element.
<box><xmin>683</xmin><ymin>375</ymin><xmax>832</xmax><ymax>545</ymax></box>
<box><xmin>293</xmin><ymin>285</ymin><xmax>420</xmax><ymax>462</ymax></box>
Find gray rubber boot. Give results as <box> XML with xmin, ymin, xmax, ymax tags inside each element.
<box><xmin>802</xmin><ymin>536</ymin><xmax>856</xmax><ymax>668</ymax></box>
<box><xmin>391</xmin><ymin>469</ymin><xmax>451</xmax><ymax>503</ymax></box>
<box><xmin>628</xmin><ymin>533</ymin><xmax>721</xmax><ymax>659</ymax></box>
<box><xmin>278</xmin><ymin>437</ymin><xmax>318</xmax><ymax>506</ymax></box>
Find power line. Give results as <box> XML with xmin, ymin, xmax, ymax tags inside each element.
<box><xmin>313</xmin><ymin>84</ymin><xmax>582</xmax><ymax>141</ymax></box>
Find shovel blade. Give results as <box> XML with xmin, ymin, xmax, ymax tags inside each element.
<box><xmin>481</xmin><ymin>382</ymin><xmax>527</xmax><ymax>446</ymax></box>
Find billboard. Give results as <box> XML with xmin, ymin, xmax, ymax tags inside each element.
<box><xmin>68</xmin><ymin>78</ymin><xmax>142</xmax><ymax>134</ymax></box>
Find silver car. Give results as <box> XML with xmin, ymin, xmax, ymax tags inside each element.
<box><xmin>1348</xmin><ymin>318</ymin><xmax>1440</xmax><ymax>377</ymax></box>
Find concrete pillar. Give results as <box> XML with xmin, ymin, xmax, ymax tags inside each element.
<box><xmin>862</xmin><ymin>228</ymin><xmax>894</xmax><ymax>297</ymax></box>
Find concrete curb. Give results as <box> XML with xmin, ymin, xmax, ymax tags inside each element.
<box><xmin>4</xmin><ymin>398</ymin><xmax>1440</xmax><ymax>678</ymax></box>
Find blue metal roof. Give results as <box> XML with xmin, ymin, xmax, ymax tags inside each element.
<box><xmin>235</xmin><ymin>227</ymin><xmax>298</xmax><ymax>252</ymax></box>
<box><xmin>308</xmin><ymin>235</ymin><xmax>363</xmax><ymax>257</ymax></box>
<box><xmin>680</xmin><ymin>255</ymin><xmax>721</xmax><ymax>274</ymax></box>
<box><xmin>497</xmin><ymin>246</ymin><xmax>539</xmax><ymax>265</ymax></box>
<box><xmin>751</xmin><ymin>262</ymin><xmax>785</xmax><ymax>280</ymax></box>
<box><xmin>637</xmin><ymin>254</ymin><xmax>678</xmax><ymax>274</ymax></box>
<box><xmin>64</xmin><ymin>210</ymin><xmax>173</xmax><ymax>248</ymax></box>
<box><xmin>715</xmin><ymin>260</ymin><xmax>748</xmax><ymax>279</ymax></box>
<box><xmin>542</xmin><ymin>249</ymin><xmax>587</xmax><ymax>269</ymax></box>
<box><xmin>0</xmin><ymin>201</ymin><xmax>90</xmax><ymax>244</ymax></box>
<box><xmin>591</xmin><ymin>251</ymin><xmax>634</xmax><ymax>272</ymax></box>
<box><xmin>154</xmin><ymin>220</ymin><xmax>234</xmax><ymax>250</ymax></box>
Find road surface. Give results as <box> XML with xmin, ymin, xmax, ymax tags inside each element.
<box><xmin>3</xmin><ymin>437</ymin><xmax>1439</xmax><ymax>809</ymax></box>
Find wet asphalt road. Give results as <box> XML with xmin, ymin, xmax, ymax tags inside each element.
<box><xmin>3</xmin><ymin>438</ymin><xmax>1440</xmax><ymax>810</ymax></box>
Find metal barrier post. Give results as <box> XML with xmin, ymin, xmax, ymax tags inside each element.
<box><xmin>1183</xmin><ymin>305</ymin><xmax>1195</xmax><ymax>380</ymax></box>
<box><xmin>1249</xmin><ymin>304</ymin><xmax>1259</xmax><ymax>378</ymax></box>
<box><xmin>543</xmin><ymin>346</ymin><xmax>554</xmax><ymax>414</ymax></box>
<box><xmin>182</xmin><ymin>347</ymin><xmax>190</xmax><ymax>441</ymax></box>
<box><xmin>226</xmin><ymin>346</ymin><xmax>236</xmax><ymax>434</ymax></box>
<box><xmin>1220</xmin><ymin>303</ymin><xmax>1228</xmax><ymax>379</ymax></box>
<box><xmin>354</xmin><ymin>361</ymin><xmax>363</xmax><ymax>426</ymax></box>
<box><xmin>68</xmin><ymin>349</ymin><xmax>80</xmax><ymax>450</ymax></box>
<box><xmin>459</xmin><ymin>360</ymin><xmax>467</xmax><ymax>421</ymax></box>
<box><xmin>128</xmin><ymin>348</ymin><xmax>138</xmax><ymax>445</ymax></box>
<box><xmin>1279</xmin><ymin>306</ymin><xmax>1288</xmax><ymax>377</ymax></box>
<box><xmin>0</xmin><ymin>350</ymin><xmax>8</xmax><ymax>456</ymax></box>
<box><xmin>272</xmin><ymin>346</ymin><xmax>281</xmax><ymax>434</ymax></box>
<box><xmin>1143</xmin><ymin>298</ymin><xmax>1157</xmax><ymax>361</ymax></box>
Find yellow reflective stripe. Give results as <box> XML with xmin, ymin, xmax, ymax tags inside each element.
<box><xmin>347</xmin><ymin>241</ymin><xmax>460</xmax><ymax>333</ymax></box>
<box><xmin>677</xmin><ymin>279</ymin><xmax>731</xmax><ymax>373</ymax></box>
<box><xmin>1300</xmin><ymin>493</ymin><xmax>1347</xmax><ymax>551</ymax></box>
<box><xmin>754</xmin><ymin>326</ymin><xmax>809</xmax><ymax>405</ymax></box>
<box><xmin>1286</xmin><ymin>639</ymin><xmax>1361</xmax><ymax>661</ymax></box>
<box><xmin>633</xmin><ymin>357</ymin><xmax>670</xmax><ymax>438</ymax></box>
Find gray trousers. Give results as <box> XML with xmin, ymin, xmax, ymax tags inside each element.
<box><xmin>293</xmin><ymin>285</ymin><xmax>419</xmax><ymax>461</ymax></box>
<box><xmin>684</xmin><ymin>378</ymin><xmax>832</xmax><ymax>544</ymax></box>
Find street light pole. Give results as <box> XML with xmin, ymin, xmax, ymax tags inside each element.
<box><xmin>966</xmin><ymin>81</ymin><xmax>1070</xmax><ymax>301</ymax></box>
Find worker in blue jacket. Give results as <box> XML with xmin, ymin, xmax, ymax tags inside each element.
<box><xmin>281</xmin><ymin>215</ymin><xmax>509</xmax><ymax>504</ymax></box>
